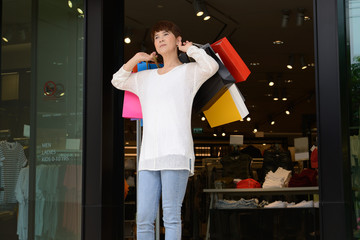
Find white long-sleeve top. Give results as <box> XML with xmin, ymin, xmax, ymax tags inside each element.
<box><xmin>112</xmin><ymin>46</ymin><xmax>219</xmax><ymax>176</ymax></box>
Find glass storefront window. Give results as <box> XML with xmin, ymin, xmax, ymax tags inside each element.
<box><xmin>0</xmin><ymin>0</ymin><xmax>84</xmax><ymax>239</ymax></box>
<box><xmin>347</xmin><ymin>0</ymin><xmax>360</xmax><ymax>238</ymax></box>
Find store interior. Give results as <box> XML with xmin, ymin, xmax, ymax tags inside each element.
<box><xmin>123</xmin><ymin>0</ymin><xmax>319</xmax><ymax>239</ymax></box>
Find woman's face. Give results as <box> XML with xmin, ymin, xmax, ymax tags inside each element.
<box><xmin>154</xmin><ymin>30</ymin><xmax>181</xmax><ymax>55</ymax></box>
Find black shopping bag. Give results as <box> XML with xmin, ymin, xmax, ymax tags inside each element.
<box><xmin>180</xmin><ymin>44</ymin><xmax>236</xmax><ymax>113</ymax></box>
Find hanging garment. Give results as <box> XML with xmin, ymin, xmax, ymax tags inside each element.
<box><xmin>15</xmin><ymin>166</ymin><xmax>29</xmax><ymax>240</ymax></box>
<box><xmin>260</xmin><ymin>147</ymin><xmax>293</xmax><ymax>183</ymax></box>
<box><xmin>0</xmin><ymin>141</ymin><xmax>27</xmax><ymax>204</ymax></box>
<box><xmin>220</xmin><ymin>152</ymin><xmax>252</xmax><ymax>179</ymax></box>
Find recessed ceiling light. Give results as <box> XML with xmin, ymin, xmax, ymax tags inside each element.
<box><xmin>285</xmin><ymin>79</ymin><xmax>293</xmax><ymax>83</ymax></box>
<box><xmin>68</xmin><ymin>0</ymin><xmax>73</xmax><ymax>8</ymax></box>
<box><xmin>250</xmin><ymin>62</ymin><xmax>260</xmax><ymax>66</ymax></box>
<box><xmin>271</xmin><ymin>120</ymin><xmax>275</xmax><ymax>125</ymax></box>
<box><xmin>285</xmin><ymin>110</ymin><xmax>290</xmax><ymax>115</ymax></box>
<box><xmin>304</xmin><ymin>16</ymin><xmax>311</xmax><ymax>21</ymax></box>
<box><xmin>124</xmin><ymin>37</ymin><xmax>131</xmax><ymax>44</ymax></box>
<box><xmin>307</xmin><ymin>63</ymin><xmax>315</xmax><ymax>67</ymax></box>
<box><xmin>2</xmin><ymin>37</ymin><xmax>8</xmax><ymax>42</ymax></box>
<box><xmin>77</xmin><ymin>8</ymin><xmax>83</xmax><ymax>14</ymax></box>
<box><xmin>273</xmin><ymin>40</ymin><xmax>284</xmax><ymax>45</ymax></box>
<box><xmin>265</xmin><ymin>93</ymin><xmax>272</xmax><ymax>97</ymax></box>
<box><xmin>246</xmin><ymin>116</ymin><xmax>251</xmax><ymax>122</ymax></box>
<box><xmin>201</xmin><ymin>116</ymin><xmax>206</xmax><ymax>121</ymax></box>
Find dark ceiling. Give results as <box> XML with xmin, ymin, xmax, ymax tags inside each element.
<box><xmin>124</xmin><ymin>0</ymin><xmax>316</xmax><ymax>142</ymax></box>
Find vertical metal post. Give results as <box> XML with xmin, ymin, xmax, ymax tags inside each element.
<box><xmin>136</xmin><ymin>119</ymin><xmax>141</xmax><ymax>214</ymax></box>
<box><xmin>156</xmin><ymin>207</ymin><xmax>160</xmax><ymax>240</ymax></box>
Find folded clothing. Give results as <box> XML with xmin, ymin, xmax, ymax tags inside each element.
<box><xmin>287</xmin><ymin>200</ymin><xmax>314</xmax><ymax>208</ymax></box>
<box><xmin>288</xmin><ymin>168</ymin><xmax>318</xmax><ymax>187</ymax></box>
<box><xmin>236</xmin><ymin>178</ymin><xmax>261</xmax><ymax>188</ymax></box>
<box><xmin>263</xmin><ymin>200</ymin><xmax>315</xmax><ymax>208</ymax></box>
<box><xmin>262</xmin><ymin>167</ymin><xmax>292</xmax><ymax>188</ymax></box>
<box><xmin>216</xmin><ymin>198</ymin><xmax>259</xmax><ymax>209</ymax></box>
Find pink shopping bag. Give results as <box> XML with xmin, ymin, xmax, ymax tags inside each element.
<box><xmin>122</xmin><ymin>91</ymin><xmax>142</xmax><ymax>119</ymax></box>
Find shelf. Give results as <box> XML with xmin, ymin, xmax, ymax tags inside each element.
<box><xmin>204</xmin><ymin>187</ymin><xmax>319</xmax><ymax>196</ymax></box>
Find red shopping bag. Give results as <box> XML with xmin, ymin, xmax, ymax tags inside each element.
<box><xmin>211</xmin><ymin>37</ymin><xmax>251</xmax><ymax>82</ymax></box>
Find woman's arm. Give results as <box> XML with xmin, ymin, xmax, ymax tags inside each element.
<box><xmin>184</xmin><ymin>44</ymin><xmax>219</xmax><ymax>92</ymax></box>
<box><xmin>111</xmin><ymin>52</ymin><xmax>157</xmax><ymax>93</ymax></box>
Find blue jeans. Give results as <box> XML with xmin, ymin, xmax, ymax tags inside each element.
<box><xmin>137</xmin><ymin>170</ymin><xmax>189</xmax><ymax>240</ymax></box>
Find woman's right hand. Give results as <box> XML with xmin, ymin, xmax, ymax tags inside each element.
<box><xmin>135</xmin><ymin>52</ymin><xmax>157</xmax><ymax>62</ymax></box>
<box><xmin>123</xmin><ymin>51</ymin><xmax>157</xmax><ymax>72</ymax></box>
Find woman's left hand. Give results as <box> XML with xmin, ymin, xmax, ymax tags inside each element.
<box><xmin>178</xmin><ymin>40</ymin><xmax>193</xmax><ymax>52</ymax></box>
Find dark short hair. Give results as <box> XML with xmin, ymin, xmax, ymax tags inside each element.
<box><xmin>150</xmin><ymin>20</ymin><xmax>181</xmax><ymax>42</ymax></box>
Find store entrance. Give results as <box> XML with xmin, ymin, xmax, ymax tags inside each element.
<box><xmin>123</xmin><ymin>0</ymin><xmax>317</xmax><ymax>239</ymax></box>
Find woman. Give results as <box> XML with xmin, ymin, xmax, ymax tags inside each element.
<box><xmin>112</xmin><ymin>20</ymin><xmax>218</xmax><ymax>240</ymax></box>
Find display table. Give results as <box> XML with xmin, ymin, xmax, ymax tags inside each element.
<box><xmin>203</xmin><ymin>187</ymin><xmax>319</xmax><ymax>240</ymax></box>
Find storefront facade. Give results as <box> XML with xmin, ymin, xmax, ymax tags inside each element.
<box><xmin>0</xmin><ymin>0</ymin><xmax>359</xmax><ymax>239</ymax></box>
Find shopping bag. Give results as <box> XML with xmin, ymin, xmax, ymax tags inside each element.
<box><xmin>122</xmin><ymin>91</ymin><xmax>143</xmax><ymax>119</ymax></box>
<box><xmin>122</xmin><ymin>61</ymin><xmax>163</xmax><ymax>119</ymax></box>
<box><xmin>203</xmin><ymin>84</ymin><xmax>249</xmax><ymax>128</ymax></box>
<box><xmin>211</xmin><ymin>37</ymin><xmax>251</xmax><ymax>82</ymax></box>
<box><xmin>192</xmin><ymin>44</ymin><xmax>236</xmax><ymax>113</ymax></box>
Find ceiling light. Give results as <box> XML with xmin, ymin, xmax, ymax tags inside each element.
<box><xmin>281</xmin><ymin>9</ymin><xmax>290</xmax><ymax>28</ymax></box>
<box><xmin>213</xmin><ymin>133</ymin><xmax>217</xmax><ymax>137</ymax></box>
<box><xmin>77</xmin><ymin>8</ymin><xmax>83</xmax><ymax>14</ymax></box>
<box><xmin>253</xmin><ymin>124</ymin><xmax>259</xmax><ymax>133</ymax></box>
<box><xmin>285</xmin><ymin>110</ymin><xmax>290</xmax><ymax>115</ymax></box>
<box><xmin>250</xmin><ymin>62</ymin><xmax>260</xmax><ymax>66</ymax></box>
<box><xmin>234</xmin><ymin>130</ymin><xmax>239</xmax><ymax>132</ymax></box>
<box><xmin>246</xmin><ymin>116</ymin><xmax>251</xmax><ymax>122</ymax></box>
<box><xmin>203</xmin><ymin>9</ymin><xmax>211</xmax><ymax>21</ymax></box>
<box><xmin>2</xmin><ymin>37</ymin><xmax>8</xmax><ymax>42</ymax></box>
<box><xmin>263</xmin><ymin>143</ymin><xmax>267</xmax><ymax>146</ymax></box>
<box><xmin>307</xmin><ymin>63</ymin><xmax>315</xmax><ymax>67</ymax></box>
<box><xmin>273</xmin><ymin>88</ymin><xmax>279</xmax><ymax>101</ymax></box>
<box><xmin>273</xmin><ymin>40</ymin><xmax>284</xmax><ymax>45</ymax></box>
<box><xmin>68</xmin><ymin>0</ymin><xmax>73</xmax><ymax>8</ymax></box>
<box><xmin>304</xmin><ymin>16</ymin><xmax>311</xmax><ymax>21</ymax></box>
<box><xmin>271</xmin><ymin>120</ymin><xmax>275</xmax><ymax>125</ymax></box>
<box><xmin>297</xmin><ymin>8</ymin><xmax>305</xmax><ymax>26</ymax></box>
<box><xmin>301</xmin><ymin>55</ymin><xmax>307</xmax><ymax>69</ymax></box>
<box><xmin>285</xmin><ymin>79</ymin><xmax>293</xmax><ymax>83</ymax></box>
<box><xmin>222</xmin><ymin>132</ymin><xmax>226</xmax><ymax>136</ymax></box>
<box><xmin>287</xmin><ymin>55</ymin><xmax>294</xmax><ymax>69</ymax></box>
<box><xmin>124</xmin><ymin>37</ymin><xmax>131</xmax><ymax>44</ymax></box>
<box><xmin>193</xmin><ymin>0</ymin><xmax>205</xmax><ymax>17</ymax></box>
<box><xmin>201</xmin><ymin>116</ymin><xmax>206</xmax><ymax>121</ymax></box>
<box><xmin>282</xmin><ymin>88</ymin><xmax>288</xmax><ymax>101</ymax></box>
<box><xmin>268</xmin><ymin>75</ymin><xmax>275</xmax><ymax>87</ymax></box>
